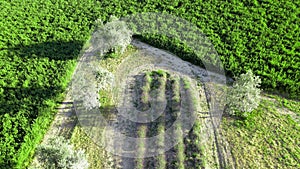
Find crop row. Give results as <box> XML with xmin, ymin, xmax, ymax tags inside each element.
<box><xmin>130</xmin><ymin>71</ymin><xmax>204</xmax><ymax>168</ymax></box>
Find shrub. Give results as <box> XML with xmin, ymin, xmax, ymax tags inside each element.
<box><xmin>34</xmin><ymin>136</ymin><xmax>89</xmax><ymax>169</ymax></box>
<box><xmin>226</xmin><ymin>70</ymin><xmax>262</xmax><ymax>118</ymax></box>
<box><xmin>95</xmin><ymin>68</ymin><xmax>114</xmax><ymax>91</ymax></box>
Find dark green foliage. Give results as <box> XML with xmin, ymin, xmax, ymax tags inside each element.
<box><xmin>0</xmin><ymin>0</ymin><xmax>101</xmax><ymax>168</ymax></box>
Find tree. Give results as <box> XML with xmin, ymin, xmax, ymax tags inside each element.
<box><xmin>91</xmin><ymin>15</ymin><xmax>133</xmax><ymax>58</ymax></box>
<box><xmin>225</xmin><ymin>70</ymin><xmax>262</xmax><ymax>118</ymax></box>
<box><xmin>34</xmin><ymin>136</ymin><xmax>89</xmax><ymax>169</ymax></box>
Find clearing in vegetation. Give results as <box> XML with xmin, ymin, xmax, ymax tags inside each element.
<box><xmin>68</xmin><ymin>40</ymin><xmax>230</xmax><ymax>169</ymax></box>
<box><xmin>70</xmin><ymin>40</ymin><xmax>299</xmax><ymax>169</ymax></box>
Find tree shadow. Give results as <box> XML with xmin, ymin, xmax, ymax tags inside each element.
<box><xmin>263</xmin><ymin>90</ymin><xmax>299</xmax><ymax>102</ymax></box>
<box><xmin>0</xmin><ymin>85</ymin><xmax>67</xmax><ymax>168</ymax></box>
<box><xmin>0</xmin><ymin>36</ymin><xmax>93</xmax><ymax>168</ymax></box>
<box><xmin>0</xmin><ymin>86</ymin><xmax>64</xmax><ymax>120</ymax></box>
<box><xmin>3</xmin><ymin>40</ymin><xmax>84</xmax><ymax>61</ymax></box>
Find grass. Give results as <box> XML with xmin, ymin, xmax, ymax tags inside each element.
<box><xmin>183</xmin><ymin>78</ymin><xmax>191</xmax><ymax>89</ymax></box>
<box><xmin>265</xmin><ymin>93</ymin><xmax>300</xmax><ymax>118</ymax></box>
<box><xmin>155</xmin><ymin>69</ymin><xmax>166</xmax><ymax>77</ymax></box>
<box><xmin>221</xmin><ymin>99</ymin><xmax>300</xmax><ymax>169</ymax></box>
<box><xmin>150</xmin><ymin>70</ymin><xmax>167</xmax><ymax>90</ymax></box>
<box><xmin>171</xmin><ymin>77</ymin><xmax>185</xmax><ymax>169</ymax></box>
<box><xmin>181</xmin><ymin>76</ymin><xmax>206</xmax><ymax>169</ymax></box>
<box><xmin>154</xmin><ymin>70</ymin><xmax>167</xmax><ymax>106</ymax></box>
<box><xmin>145</xmin><ymin>72</ymin><xmax>153</xmax><ymax>84</ymax></box>
<box><xmin>171</xmin><ymin>76</ymin><xmax>180</xmax><ymax>103</ymax></box>
<box><xmin>155</xmin><ymin>77</ymin><xmax>168</xmax><ymax>169</ymax></box>
<box><xmin>99</xmin><ymin>44</ymin><xmax>136</xmax><ymax>73</ymax></box>
<box><xmin>184</xmin><ymin>120</ymin><xmax>206</xmax><ymax>169</ymax></box>
<box><xmin>71</xmin><ymin>126</ymin><xmax>114</xmax><ymax>169</ymax></box>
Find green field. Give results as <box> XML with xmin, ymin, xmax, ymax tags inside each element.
<box><xmin>221</xmin><ymin>98</ymin><xmax>300</xmax><ymax>168</ymax></box>
<box><xmin>0</xmin><ymin>0</ymin><xmax>299</xmax><ymax>168</ymax></box>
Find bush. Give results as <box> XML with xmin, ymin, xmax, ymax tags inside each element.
<box><xmin>226</xmin><ymin>70</ymin><xmax>262</xmax><ymax>118</ymax></box>
<box><xmin>34</xmin><ymin>136</ymin><xmax>89</xmax><ymax>169</ymax></box>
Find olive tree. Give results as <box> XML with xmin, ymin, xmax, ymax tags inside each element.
<box><xmin>34</xmin><ymin>136</ymin><xmax>89</xmax><ymax>169</ymax></box>
<box><xmin>226</xmin><ymin>70</ymin><xmax>262</xmax><ymax>118</ymax></box>
<box><xmin>91</xmin><ymin>15</ymin><xmax>133</xmax><ymax>57</ymax></box>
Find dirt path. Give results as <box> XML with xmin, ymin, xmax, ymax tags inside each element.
<box><xmin>29</xmin><ymin>89</ymin><xmax>77</xmax><ymax>167</ymax></box>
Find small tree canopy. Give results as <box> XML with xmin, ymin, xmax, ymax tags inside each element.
<box><xmin>34</xmin><ymin>136</ymin><xmax>89</xmax><ymax>169</ymax></box>
<box><xmin>226</xmin><ymin>70</ymin><xmax>262</xmax><ymax>118</ymax></box>
<box><xmin>91</xmin><ymin>15</ymin><xmax>132</xmax><ymax>57</ymax></box>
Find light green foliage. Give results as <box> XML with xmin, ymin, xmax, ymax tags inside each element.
<box><xmin>183</xmin><ymin>78</ymin><xmax>191</xmax><ymax>89</ymax></box>
<box><xmin>95</xmin><ymin>68</ymin><xmax>114</xmax><ymax>91</ymax></box>
<box><xmin>155</xmin><ymin>69</ymin><xmax>166</xmax><ymax>77</ymax></box>
<box><xmin>34</xmin><ymin>136</ymin><xmax>89</xmax><ymax>169</ymax></box>
<box><xmin>91</xmin><ymin>16</ymin><xmax>132</xmax><ymax>58</ymax></box>
<box><xmin>226</xmin><ymin>70</ymin><xmax>262</xmax><ymax>118</ymax></box>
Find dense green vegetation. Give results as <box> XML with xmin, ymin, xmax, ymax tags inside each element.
<box><xmin>0</xmin><ymin>0</ymin><xmax>101</xmax><ymax>168</ymax></box>
<box><xmin>1</xmin><ymin>0</ymin><xmax>299</xmax><ymax>168</ymax></box>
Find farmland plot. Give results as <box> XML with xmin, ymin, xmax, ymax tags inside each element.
<box><xmin>74</xmin><ymin>40</ymin><xmax>230</xmax><ymax>169</ymax></box>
